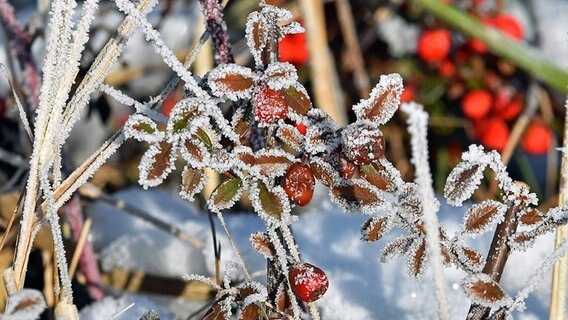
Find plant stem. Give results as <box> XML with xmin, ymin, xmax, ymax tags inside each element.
<box><xmin>467</xmin><ymin>205</ymin><xmax>519</xmax><ymax>320</ymax></box>
<box><xmin>550</xmin><ymin>97</ymin><xmax>568</xmax><ymax>320</ymax></box>
<box><xmin>411</xmin><ymin>0</ymin><xmax>568</xmax><ymax>94</ymax></box>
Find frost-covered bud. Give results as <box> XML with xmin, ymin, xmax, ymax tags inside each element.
<box><xmin>281</xmin><ymin>163</ymin><xmax>315</xmax><ymax>206</ymax></box>
<box><xmin>252</xmin><ymin>84</ymin><xmax>288</xmax><ymax>126</ymax></box>
<box><xmin>341</xmin><ymin>122</ymin><xmax>385</xmax><ymax>165</ymax></box>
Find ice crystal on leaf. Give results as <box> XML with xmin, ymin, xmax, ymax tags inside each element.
<box><xmin>444</xmin><ymin>159</ymin><xmax>487</xmax><ymax>206</ymax></box>
<box><xmin>208</xmin><ymin>178</ymin><xmax>244</xmax><ymax>213</ymax></box>
<box><xmin>2</xmin><ymin>289</ymin><xmax>46</xmax><ymax>320</ymax></box>
<box><xmin>462</xmin><ymin>273</ymin><xmax>513</xmax><ymax>309</ymax></box>
<box><xmin>179</xmin><ymin>139</ymin><xmax>210</xmax><ymax>169</ymax></box>
<box><xmin>179</xmin><ymin>166</ymin><xmax>206</xmax><ymax>201</ymax></box>
<box><xmin>361</xmin><ymin>216</ymin><xmax>393</xmax><ymax>242</ymax></box>
<box><xmin>250</xmin><ymin>232</ymin><xmax>276</xmax><ymax>259</ymax></box>
<box><xmin>330</xmin><ymin>178</ymin><xmax>392</xmax><ymax>215</ymax></box>
<box><xmin>138</xmin><ymin>142</ymin><xmax>177</xmax><ymax>189</ymax></box>
<box><xmin>208</xmin><ymin>64</ymin><xmax>256</xmax><ymax>101</ymax></box>
<box><xmin>281</xmin><ymin>83</ymin><xmax>312</xmax><ymax>116</ymax></box>
<box><xmin>249</xmin><ymin>181</ymin><xmax>291</xmax><ymax>225</ymax></box>
<box><xmin>264</xmin><ymin>62</ymin><xmax>298</xmax><ymax>90</ymax></box>
<box><xmin>380</xmin><ymin>236</ymin><xmax>413</xmax><ymax>263</ymax></box>
<box><xmin>407</xmin><ymin>237</ymin><xmax>428</xmax><ymax>278</ymax></box>
<box><xmin>353</xmin><ymin>73</ymin><xmax>403</xmax><ymax>124</ymax></box>
<box><xmin>461</xmin><ymin>200</ymin><xmax>507</xmax><ymax>237</ymax></box>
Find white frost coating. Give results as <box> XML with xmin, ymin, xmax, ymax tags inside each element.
<box><xmin>245</xmin><ymin>11</ymin><xmax>266</xmax><ymax>67</ymax></box>
<box><xmin>264</xmin><ymin>62</ymin><xmax>298</xmax><ymax>90</ymax></box>
<box><xmin>138</xmin><ymin>142</ymin><xmax>177</xmax><ymax>189</ymax></box>
<box><xmin>179</xmin><ymin>166</ymin><xmax>207</xmax><ymax>201</ymax></box>
<box><xmin>124</xmin><ymin>114</ymin><xmax>164</xmax><ymax>143</ymax></box>
<box><xmin>179</xmin><ymin>140</ymin><xmax>210</xmax><ymax>169</ymax></box>
<box><xmin>461</xmin><ymin>200</ymin><xmax>508</xmax><ymax>237</ymax></box>
<box><xmin>0</xmin><ymin>65</ymin><xmax>32</xmax><ymax>139</ymax></box>
<box><xmin>208</xmin><ymin>64</ymin><xmax>256</xmax><ymax>101</ymax></box>
<box><xmin>3</xmin><ymin>289</ymin><xmax>47</xmax><ymax>320</ymax></box>
<box><xmin>353</xmin><ymin>73</ymin><xmax>403</xmax><ymax>125</ymax></box>
<box><xmin>166</xmin><ymin>98</ymin><xmax>202</xmax><ymax>140</ymax></box>
<box><xmin>380</xmin><ymin>236</ymin><xmax>413</xmax><ymax>263</ymax></box>
<box><xmin>239</xmin><ymin>281</ymin><xmax>268</xmax><ymax>307</ymax></box>
<box><xmin>207</xmin><ymin>179</ymin><xmax>244</xmax><ymax>213</ymax></box>
<box><xmin>401</xmin><ymin>102</ymin><xmax>449</xmax><ymax>320</ymax></box>
<box><xmin>407</xmin><ymin>237</ymin><xmax>429</xmax><ymax>278</ymax></box>
<box><xmin>248</xmin><ymin>182</ymin><xmax>292</xmax><ymax>226</ymax></box>
<box><xmin>114</xmin><ymin>0</ymin><xmax>206</xmax><ymax>97</ymax></box>
<box><xmin>202</xmin><ymin>100</ymin><xmax>240</xmax><ymax>143</ymax></box>
<box><xmin>462</xmin><ymin>273</ymin><xmax>513</xmax><ymax>309</ymax></box>
<box><xmin>329</xmin><ymin>178</ymin><xmax>393</xmax><ymax>215</ymax></box>
<box><xmin>183</xmin><ymin>274</ymin><xmax>222</xmax><ymax>290</ymax></box>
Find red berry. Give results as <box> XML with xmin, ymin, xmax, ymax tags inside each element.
<box><xmin>476</xmin><ymin>118</ymin><xmax>509</xmax><ymax>152</ymax></box>
<box><xmin>279</xmin><ymin>24</ymin><xmax>309</xmax><ymax>66</ymax></box>
<box><xmin>295</xmin><ymin>122</ymin><xmax>307</xmax><ymax>136</ymax></box>
<box><xmin>493</xmin><ymin>88</ymin><xmax>522</xmax><ymax>120</ymax></box>
<box><xmin>253</xmin><ymin>85</ymin><xmax>288</xmax><ymax>125</ymax></box>
<box><xmin>467</xmin><ymin>17</ymin><xmax>492</xmax><ymax>53</ymax></box>
<box><xmin>0</xmin><ymin>98</ymin><xmax>5</xmax><ymax>119</ymax></box>
<box><xmin>342</xmin><ymin>123</ymin><xmax>385</xmax><ymax>165</ymax></box>
<box><xmin>438</xmin><ymin>60</ymin><xmax>456</xmax><ymax>77</ymax></box>
<box><xmin>522</xmin><ymin>122</ymin><xmax>553</xmax><ymax>155</ymax></box>
<box><xmin>461</xmin><ymin>90</ymin><xmax>492</xmax><ymax>120</ymax></box>
<box><xmin>282</xmin><ymin>163</ymin><xmax>315</xmax><ymax>206</ymax></box>
<box><xmin>417</xmin><ymin>29</ymin><xmax>452</xmax><ymax>63</ymax></box>
<box><xmin>400</xmin><ymin>85</ymin><xmax>416</xmax><ymax>103</ymax></box>
<box><xmin>289</xmin><ymin>263</ymin><xmax>329</xmax><ymax>302</ymax></box>
<box><xmin>491</xmin><ymin>14</ymin><xmax>523</xmax><ymax>41</ymax></box>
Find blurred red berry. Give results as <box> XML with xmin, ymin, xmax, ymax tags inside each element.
<box><xmin>162</xmin><ymin>90</ymin><xmax>179</xmax><ymax>117</ymax></box>
<box><xmin>491</xmin><ymin>14</ymin><xmax>523</xmax><ymax>40</ymax></box>
<box><xmin>253</xmin><ymin>85</ymin><xmax>288</xmax><ymax>125</ymax></box>
<box><xmin>279</xmin><ymin>27</ymin><xmax>309</xmax><ymax>66</ymax></box>
<box><xmin>522</xmin><ymin>122</ymin><xmax>553</xmax><ymax>155</ymax></box>
<box><xmin>438</xmin><ymin>60</ymin><xmax>456</xmax><ymax>77</ymax></box>
<box><xmin>461</xmin><ymin>90</ymin><xmax>492</xmax><ymax>120</ymax></box>
<box><xmin>417</xmin><ymin>29</ymin><xmax>452</xmax><ymax>63</ymax></box>
<box><xmin>289</xmin><ymin>263</ymin><xmax>329</xmax><ymax>302</ymax></box>
<box><xmin>494</xmin><ymin>88</ymin><xmax>522</xmax><ymax>120</ymax></box>
<box><xmin>400</xmin><ymin>85</ymin><xmax>416</xmax><ymax>103</ymax></box>
<box><xmin>476</xmin><ymin>118</ymin><xmax>510</xmax><ymax>152</ymax></box>
<box><xmin>0</xmin><ymin>98</ymin><xmax>5</xmax><ymax>119</ymax></box>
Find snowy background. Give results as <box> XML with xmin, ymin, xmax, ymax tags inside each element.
<box><xmin>81</xmin><ymin>186</ymin><xmax>556</xmax><ymax>319</ymax></box>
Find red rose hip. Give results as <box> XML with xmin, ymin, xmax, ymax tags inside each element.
<box><xmin>417</xmin><ymin>29</ymin><xmax>451</xmax><ymax>63</ymax></box>
<box><xmin>282</xmin><ymin>163</ymin><xmax>315</xmax><ymax>206</ymax></box>
<box><xmin>342</xmin><ymin>123</ymin><xmax>385</xmax><ymax>165</ymax></box>
<box><xmin>253</xmin><ymin>84</ymin><xmax>288</xmax><ymax>125</ymax></box>
<box><xmin>289</xmin><ymin>263</ymin><xmax>329</xmax><ymax>302</ymax></box>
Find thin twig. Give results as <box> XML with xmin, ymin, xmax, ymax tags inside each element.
<box><xmin>68</xmin><ymin>217</ymin><xmax>92</xmax><ymax>279</ymax></box>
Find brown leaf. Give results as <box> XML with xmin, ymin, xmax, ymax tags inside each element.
<box><xmin>361</xmin><ymin>216</ymin><xmax>390</xmax><ymax>242</ymax></box>
<box><xmin>240</xmin><ymin>304</ymin><xmax>261</xmax><ymax>320</ymax></box>
<box><xmin>381</xmin><ymin>236</ymin><xmax>413</xmax><ymax>262</ymax></box>
<box><xmin>147</xmin><ymin>142</ymin><xmax>173</xmax><ymax>180</ymax></box>
<box><xmin>332</xmin><ymin>181</ymin><xmax>382</xmax><ymax>206</ymax></box>
<box><xmin>310</xmin><ymin>159</ymin><xmax>337</xmax><ymax>187</ymax></box>
<box><xmin>361</xmin><ymin>82</ymin><xmax>401</xmax><ymax>121</ymax></box>
<box><xmin>463</xmin><ymin>274</ymin><xmax>510</xmax><ymax>307</ymax></box>
<box><xmin>444</xmin><ymin>163</ymin><xmax>485</xmax><ymax>205</ymax></box>
<box><xmin>203</xmin><ymin>303</ymin><xmax>225</xmax><ymax>320</ymax></box>
<box><xmin>519</xmin><ymin>209</ymin><xmax>544</xmax><ymax>225</ymax></box>
<box><xmin>281</xmin><ymin>85</ymin><xmax>311</xmax><ymax>115</ymax></box>
<box><xmin>180</xmin><ymin>167</ymin><xmax>204</xmax><ymax>200</ymax></box>
<box><xmin>183</xmin><ymin>140</ymin><xmax>205</xmax><ymax>163</ymax></box>
<box><xmin>277</xmin><ymin>125</ymin><xmax>303</xmax><ymax>151</ymax></box>
<box><xmin>254</xmin><ymin>155</ymin><xmax>294</xmax><ymax>177</ymax></box>
<box><xmin>359</xmin><ymin>164</ymin><xmax>390</xmax><ymax>191</ymax></box>
<box><xmin>463</xmin><ymin>200</ymin><xmax>506</xmax><ymax>235</ymax></box>
<box><xmin>275</xmin><ymin>282</ymin><xmax>292</xmax><ymax>314</ymax></box>
<box><xmin>252</xmin><ymin>19</ymin><xmax>264</xmax><ymax>52</ymax></box>
<box><xmin>409</xmin><ymin>240</ymin><xmax>426</xmax><ymax>278</ymax></box>
<box><xmin>214</xmin><ymin>74</ymin><xmax>254</xmax><ymax>92</ymax></box>
<box><xmin>250</xmin><ymin>232</ymin><xmax>276</xmax><ymax>259</ymax></box>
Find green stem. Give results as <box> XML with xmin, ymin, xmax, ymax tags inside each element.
<box><xmin>411</xmin><ymin>0</ymin><xmax>568</xmax><ymax>94</ymax></box>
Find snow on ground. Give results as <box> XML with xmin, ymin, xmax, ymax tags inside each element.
<box><xmin>86</xmin><ymin>187</ymin><xmax>555</xmax><ymax>319</ymax></box>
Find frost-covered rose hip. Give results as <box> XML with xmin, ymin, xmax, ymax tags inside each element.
<box><xmin>341</xmin><ymin>122</ymin><xmax>385</xmax><ymax>165</ymax></box>
<box><xmin>289</xmin><ymin>263</ymin><xmax>329</xmax><ymax>302</ymax></box>
<box><xmin>252</xmin><ymin>84</ymin><xmax>288</xmax><ymax>125</ymax></box>
<box><xmin>282</xmin><ymin>163</ymin><xmax>315</xmax><ymax>206</ymax></box>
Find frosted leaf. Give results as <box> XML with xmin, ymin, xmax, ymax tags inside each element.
<box><xmin>236</xmin><ymin>147</ymin><xmax>296</xmax><ymax>178</ymax></box>
<box><xmin>264</xmin><ymin>62</ymin><xmax>298</xmax><ymax>90</ymax></box>
<box><xmin>204</xmin><ymin>101</ymin><xmax>241</xmax><ymax>143</ymax></box>
<box><xmin>124</xmin><ymin>114</ymin><xmax>164</xmax><ymax>143</ymax></box>
<box><xmin>208</xmin><ymin>64</ymin><xmax>256</xmax><ymax>101</ymax></box>
<box><xmin>208</xmin><ymin>178</ymin><xmax>244</xmax><ymax>212</ymax></box>
<box><xmin>361</xmin><ymin>216</ymin><xmax>393</xmax><ymax>242</ymax></box>
<box><xmin>194</xmin><ymin>127</ymin><xmax>216</xmax><ymax>152</ymax></box>
<box><xmin>359</xmin><ymin>164</ymin><xmax>394</xmax><ymax>192</ymax></box>
<box><xmin>380</xmin><ymin>236</ymin><xmax>413</xmax><ymax>263</ymax></box>
<box><xmin>166</xmin><ymin>98</ymin><xmax>202</xmax><ymax>141</ymax></box>
<box><xmin>249</xmin><ymin>181</ymin><xmax>291</xmax><ymax>225</ymax></box>
<box><xmin>179</xmin><ymin>166</ymin><xmax>206</xmax><ymax>201</ymax></box>
<box><xmin>203</xmin><ymin>302</ymin><xmax>227</xmax><ymax>320</ymax></box>
<box><xmin>237</xmin><ymin>282</ymin><xmax>268</xmax><ymax>307</ymax></box>
<box><xmin>245</xmin><ymin>11</ymin><xmax>267</xmax><ymax>66</ymax></box>
<box><xmin>231</xmin><ymin>108</ymin><xmax>249</xmax><ymax>141</ymax></box>
<box><xmin>179</xmin><ymin>139</ymin><xmax>210</xmax><ymax>168</ymax></box>
<box><xmin>275</xmin><ymin>281</ymin><xmax>293</xmax><ymax>315</ymax></box>
<box><xmin>4</xmin><ymin>289</ymin><xmax>46</xmax><ymax>320</ymax></box>
<box><xmin>183</xmin><ymin>274</ymin><xmax>222</xmax><ymax>290</ymax></box>
<box><xmin>276</xmin><ymin>123</ymin><xmax>304</xmax><ymax>152</ymax></box>
<box><xmin>138</xmin><ymin>142</ymin><xmax>177</xmax><ymax>189</ymax></box>
<box><xmin>353</xmin><ymin>73</ymin><xmax>403</xmax><ymax>124</ymax></box>
<box><xmin>462</xmin><ymin>274</ymin><xmax>512</xmax><ymax>308</ymax></box>
<box><xmin>407</xmin><ymin>237</ymin><xmax>428</xmax><ymax>278</ymax></box>
<box><xmin>309</xmin><ymin>156</ymin><xmax>341</xmax><ymax>187</ymax></box>
<box><xmin>250</xmin><ymin>232</ymin><xmax>276</xmax><ymax>259</ymax></box>
<box><xmin>330</xmin><ymin>178</ymin><xmax>392</xmax><ymax>215</ymax></box>
<box><xmin>452</xmin><ymin>244</ymin><xmax>484</xmax><ymax>273</ymax></box>
<box><xmin>398</xmin><ymin>190</ymin><xmax>423</xmax><ymax>222</ymax></box>
<box><xmin>508</xmin><ymin>231</ymin><xmax>538</xmax><ymax>252</ymax></box>
<box><xmin>280</xmin><ymin>21</ymin><xmax>304</xmax><ymax>37</ymax></box>
<box><xmin>462</xmin><ymin>200</ymin><xmax>507</xmax><ymax>237</ymax></box>
<box><xmin>240</xmin><ymin>304</ymin><xmax>260</xmax><ymax>320</ymax></box>
<box><xmin>281</xmin><ymin>83</ymin><xmax>312</xmax><ymax>116</ymax></box>
<box><xmin>304</xmin><ymin>110</ymin><xmax>341</xmax><ymax>154</ymax></box>
<box><xmin>518</xmin><ymin>208</ymin><xmax>545</xmax><ymax>226</ymax></box>
<box><xmin>444</xmin><ymin>161</ymin><xmax>487</xmax><ymax>206</ymax></box>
